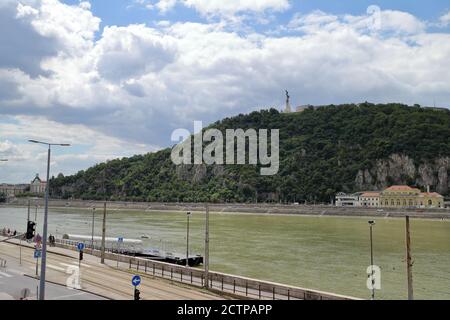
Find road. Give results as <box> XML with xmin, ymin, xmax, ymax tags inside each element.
<box><xmin>0</xmin><ymin>252</ymin><xmax>105</xmax><ymax>300</ymax></box>
<box><xmin>0</xmin><ymin>239</ymin><xmax>225</xmax><ymax>300</ymax></box>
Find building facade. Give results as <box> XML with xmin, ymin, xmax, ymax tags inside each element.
<box><xmin>360</xmin><ymin>192</ymin><xmax>380</xmax><ymax>207</ymax></box>
<box><xmin>378</xmin><ymin>185</ymin><xmax>444</xmax><ymax>208</ymax></box>
<box><xmin>336</xmin><ymin>186</ymin><xmax>444</xmax><ymax>209</ymax></box>
<box><xmin>0</xmin><ymin>184</ymin><xmax>28</xmax><ymax>197</ymax></box>
<box><xmin>30</xmin><ymin>174</ymin><xmax>47</xmax><ymax>194</ymax></box>
<box><xmin>335</xmin><ymin>192</ymin><xmax>361</xmax><ymax>207</ymax></box>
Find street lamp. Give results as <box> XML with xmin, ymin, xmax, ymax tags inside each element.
<box><xmin>186</xmin><ymin>211</ymin><xmax>191</xmax><ymax>267</ymax></box>
<box><xmin>29</xmin><ymin>139</ymin><xmax>70</xmax><ymax>300</ymax></box>
<box><xmin>368</xmin><ymin>220</ymin><xmax>376</xmax><ymax>300</ymax></box>
<box><xmin>91</xmin><ymin>207</ymin><xmax>96</xmax><ymax>253</ymax></box>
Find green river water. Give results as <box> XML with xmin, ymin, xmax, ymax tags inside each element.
<box><xmin>1</xmin><ymin>206</ymin><xmax>449</xmax><ymax>300</ymax></box>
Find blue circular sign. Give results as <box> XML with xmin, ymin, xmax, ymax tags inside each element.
<box><xmin>132</xmin><ymin>275</ymin><xmax>141</xmax><ymax>287</ymax></box>
<box><xmin>77</xmin><ymin>242</ymin><xmax>85</xmax><ymax>251</ymax></box>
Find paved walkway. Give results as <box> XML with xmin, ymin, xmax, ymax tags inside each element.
<box><xmin>0</xmin><ymin>240</ymin><xmax>226</xmax><ymax>300</ymax></box>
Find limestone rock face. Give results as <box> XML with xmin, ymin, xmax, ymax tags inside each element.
<box><xmin>355</xmin><ymin>154</ymin><xmax>450</xmax><ymax>194</ymax></box>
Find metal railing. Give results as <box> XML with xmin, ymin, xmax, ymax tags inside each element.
<box><xmin>55</xmin><ymin>238</ymin><xmax>356</xmax><ymax>300</ymax></box>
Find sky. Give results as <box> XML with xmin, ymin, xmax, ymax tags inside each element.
<box><xmin>1</xmin><ymin>0</ymin><xmax>450</xmax><ymax>183</ymax></box>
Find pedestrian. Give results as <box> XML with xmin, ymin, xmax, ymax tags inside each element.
<box><xmin>13</xmin><ymin>230</ymin><xmax>17</xmax><ymax>236</ymax></box>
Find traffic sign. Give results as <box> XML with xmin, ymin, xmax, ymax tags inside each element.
<box><xmin>118</xmin><ymin>237</ymin><xmax>124</xmax><ymax>243</ymax></box>
<box><xmin>34</xmin><ymin>249</ymin><xmax>42</xmax><ymax>259</ymax></box>
<box><xmin>132</xmin><ymin>275</ymin><xmax>141</xmax><ymax>287</ymax></box>
<box><xmin>77</xmin><ymin>242</ymin><xmax>85</xmax><ymax>251</ymax></box>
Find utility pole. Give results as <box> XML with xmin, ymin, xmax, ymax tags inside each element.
<box><xmin>91</xmin><ymin>207</ymin><xmax>95</xmax><ymax>254</ymax></box>
<box><xmin>29</xmin><ymin>139</ymin><xmax>70</xmax><ymax>301</ymax></box>
<box><xmin>405</xmin><ymin>216</ymin><xmax>414</xmax><ymax>300</ymax></box>
<box><xmin>204</xmin><ymin>204</ymin><xmax>210</xmax><ymax>289</ymax></box>
<box><xmin>100</xmin><ymin>166</ymin><xmax>107</xmax><ymax>264</ymax></box>
<box><xmin>186</xmin><ymin>212</ymin><xmax>191</xmax><ymax>267</ymax></box>
<box><xmin>27</xmin><ymin>200</ymin><xmax>30</xmax><ymax>224</ymax></box>
<box><xmin>100</xmin><ymin>202</ymin><xmax>106</xmax><ymax>264</ymax></box>
<box><xmin>368</xmin><ymin>220</ymin><xmax>376</xmax><ymax>300</ymax></box>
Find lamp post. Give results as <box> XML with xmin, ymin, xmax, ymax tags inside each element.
<box><xmin>368</xmin><ymin>220</ymin><xmax>376</xmax><ymax>300</ymax></box>
<box><xmin>186</xmin><ymin>212</ymin><xmax>191</xmax><ymax>267</ymax></box>
<box><xmin>91</xmin><ymin>207</ymin><xmax>96</xmax><ymax>253</ymax></box>
<box><xmin>29</xmin><ymin>140</ymin><xmax>70</xmax><ymax>300</ymax></box>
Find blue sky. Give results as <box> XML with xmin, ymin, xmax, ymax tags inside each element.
<box><xmin>60</xmin><ymin>0</ymin><xmax>450</xmax><ymax>32</ymax></box>
<box><xmin>1</xmin><ymin>0</ymin><xmax>450</xmax><ymax>183</ymax></box>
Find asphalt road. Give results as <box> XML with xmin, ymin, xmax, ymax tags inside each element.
<box><xmin>0</xmin><ymin>255</ymin><xmax>105</xmax><ymax>300</ymax></box>
<box><xmin>0</xmin><ymin>239</ymin><xmax>224</xmax><ymax>300</ymax></box>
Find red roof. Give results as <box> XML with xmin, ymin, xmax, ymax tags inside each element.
<box><xmin>385</xmin><ymin>185</ymin><xmax>415</xmax><ymax>191</ymax></box>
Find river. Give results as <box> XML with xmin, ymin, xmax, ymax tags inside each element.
<box><xmin>1</xmin><ymin>206</ymin><xmax>449</xmax><ymax>300</ymax></box>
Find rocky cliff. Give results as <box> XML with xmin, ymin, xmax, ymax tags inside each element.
<box><xmin>355</xmin><ymin>154</ymin><xmax>450</xmax><ymax>194</ymax></box>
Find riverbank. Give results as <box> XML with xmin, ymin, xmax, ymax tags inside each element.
<box><xmin>4</xmin><ymin>198</ymin><xmax>450</xmax><ymax>220</ymax></box>
<box><xmin>2</xmin><ymin>206</ymin><xmax>449</xmax><ymax>299</ymax></box>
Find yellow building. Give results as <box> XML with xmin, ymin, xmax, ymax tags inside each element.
<box><xmin>380</xmin><ymin>185</ymin><xmax>444</xmax><ymax>208</ymax></box>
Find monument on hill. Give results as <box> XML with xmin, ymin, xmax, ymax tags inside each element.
<box><xmin>285</xmin><ymin>90</ymin><xmax>292</xmax><ymax>113</ymax></box>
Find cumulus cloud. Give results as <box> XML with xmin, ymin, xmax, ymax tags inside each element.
<box><xmin>156</xmin><ymin>0</ymin><xmax>177</xmax><ymax>13</ymax></box>
<box><xmin>288</xmin><ymin>9</ymin><xmax>426</xmax><ymax>35</ymax></box>
<box><xmin>439</xmin><ymin>11</ymin><xmax>450</xmax><ymax>27</ymax></box>
<box><xmin>182</xmin><ymin>0</ymin><xmax>290</xmax><ymax>16</ymax></box>
<box><xmin>1</xmin><ymin>0</ymin><xmax>450</xmax><ymax>182</ymax></box>
<box><xmin>138</xmin><ymin>0</ymin><xmax>290</xmax><ymax>17</ymax></box>
<box><xmin>94</xmin><ymin>24</ymin><xmax>177</xmax><ymax>82</ymax></box>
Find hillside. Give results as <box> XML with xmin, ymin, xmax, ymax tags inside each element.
<box><xmin>50</xmin><ymin>103</ymin><xmax>450</xmax><ymax>203</ymax></box>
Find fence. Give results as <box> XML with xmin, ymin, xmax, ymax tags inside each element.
<box><xmin>55</xmin><ymin>238</ymin><xmax>356</xmax><ymax>300</ymax></box>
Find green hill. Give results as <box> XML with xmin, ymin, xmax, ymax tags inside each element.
<box><xmin>50</xmin><ymin>103</ymin><xmax>450</xmax><ymax>203</ymax></box>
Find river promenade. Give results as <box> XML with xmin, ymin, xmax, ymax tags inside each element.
<box><xmin>5</xmin><ymin>198</ymin><xmax>450</xmax><ymax>220</ymax></box>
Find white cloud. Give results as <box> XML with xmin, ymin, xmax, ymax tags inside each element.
<box><xmin>94</xmin><ymin>24</ymin><xmax>177</xmax><ymax>82</ymax></box>
<box><xmin>288</xmin><ymin>9</ymin><xmax>426</xmax><ymax>35</ymax></box>
<box><xmin>182</xmin><ymin>0</ymin><xmax>290</xmax><ymax>16</ymax></box>
<box><xmin>156</xmin><ymin>0</ymin><xmax>177</xmax><ymax>13</ymax></box>
<box><xmin>139</xmin><ymin>0</ymin><xmax>290</xmax><ymax>16</ymax></box>
<box><xmin>0</xmin><ymin>116</ymin><xmax>158</xmax><ymax>183</ymax></box>
<box><xmin>440</xmin><ymin>11</ymin><xmax>450</xmax><ymax>27</ymax></box>
<box><xmin>1</xmin><ymin>0</ymin><xmax>450</xmax><ymax>182</ymax></box>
